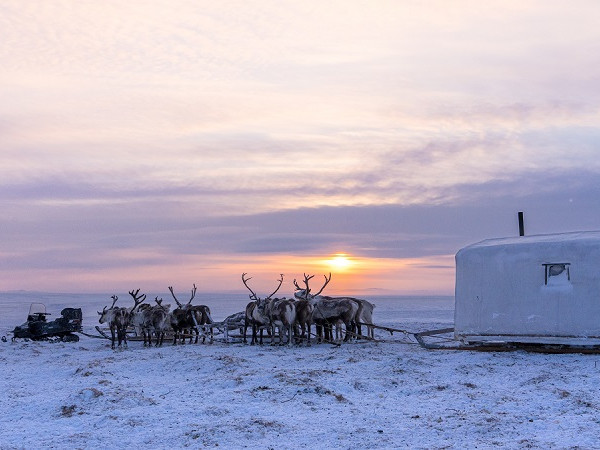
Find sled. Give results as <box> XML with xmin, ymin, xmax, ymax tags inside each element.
<box><xmin>414</xmin><ymin>327</ymin><xmax>600</xmax><ymax>354</ymax></box>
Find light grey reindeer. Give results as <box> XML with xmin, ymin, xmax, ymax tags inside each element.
<box><xmin>253</xmin><ymin>273</ymin><xmax>295</xmax><ymax>346</ymax></box>
<box><xmin>127</xmin><ymin>289</ymin><xmax>152</xmax><ymax>345</ymax></box>
<box><xmin>242</xmin><ymin>273</ymin><xmax>283</xmax><ymax>345</ymax></box>
<box><xmin>265</xmin><ymin>294</ymin><xmax>296</xmax><ymax>346</ymax></box>
<box><xmin>98</xmin><ymin>294</ymin><xmax>143</xmax><ymax>349</ymax></box>
<box><xmin>149</xmin><ymin>297</ymin><xmax>171</xmax><ymax>346</ymax></box>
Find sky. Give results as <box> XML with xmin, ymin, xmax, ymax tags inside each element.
<box><xmin>1</xmin><ymin>1</ymin><xmax>600</xmax><ymax>295</ymax></box>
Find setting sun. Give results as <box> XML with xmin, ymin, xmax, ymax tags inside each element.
<box><xmin>326</xmin><ymin>253</ymin><xmax>353</xmax><ymax>272</ymax></box>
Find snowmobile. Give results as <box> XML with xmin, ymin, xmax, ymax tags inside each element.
<box><xmin>12</xmin><ymin>303</ymin><xmax>82</xmax><ymax>342</ymax></box>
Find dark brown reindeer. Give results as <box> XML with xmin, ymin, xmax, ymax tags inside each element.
<box><xmin>98</xmin><ymin>294</ymin><xmax>140</xmax><ymax>349</ymax></box>
<box><xmin>168</xmin><ymin>284</ymin><xmax>213</xmax><ymax>344</ymax></box>
<box><xmin>242</xmin><ymin>273</ymin><xmax>281</xmax><ymax>345</ymax></box>
<box><xmin>168</xmin><ymin>284</ymin><xmax>202</xmax><ymax>344</ymax></box>
<box><xmin>294</xmin><ymin>273</ymin><xmax>359</xmax><ymax>343</ymax></box>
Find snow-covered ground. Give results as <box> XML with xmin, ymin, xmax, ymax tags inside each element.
<box><xmin>1</xmin><ymin>293</ymin><xmax>599</xmax><ymax>448</ymax></box>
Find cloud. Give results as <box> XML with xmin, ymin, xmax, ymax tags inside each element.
<box><xmin>1</xmin><ymin>1</ymin><xmax>600</xmax><ymax>292</ymax></box>
<box><xmin>5</xmin><ymin>167</ymin><xmax>598</xmax><ymax>265</ymax></box>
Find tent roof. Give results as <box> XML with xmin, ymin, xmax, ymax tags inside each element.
<box><xmin>463</xmin><ymin>230</ymin><xmax>600</xmax><ymax>251</ymax></box>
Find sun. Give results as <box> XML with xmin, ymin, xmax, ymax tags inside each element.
<box><xmin>326</xmin><ymin>253</ymin><xmax>353</xmax><ymax>272</ymax></box>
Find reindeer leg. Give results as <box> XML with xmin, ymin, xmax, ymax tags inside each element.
<box><xmin>343</xmin><ymin>320</ymin><xmax>351</xmax><ymax>342</ymax></box>
<box><xmin>110</xmin><ymin>325</ymin><xmax>116</xmax><ymax>349</ymax></box>
<box><xmin>323</xmin><ymin>323</ymin><xmax>330</xmax><ymax>342</ymax></box>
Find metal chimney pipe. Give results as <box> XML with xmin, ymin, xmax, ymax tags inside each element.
<box><xmin>518</xmin><ymin>211</ymin><xmax>525</xmax><ymax>236</ymax></box>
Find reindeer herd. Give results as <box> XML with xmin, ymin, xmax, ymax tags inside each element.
<box><xmin>97</xmin><ymin>273</ymin><xmax>375</xmax><ymax>350</ymax></box>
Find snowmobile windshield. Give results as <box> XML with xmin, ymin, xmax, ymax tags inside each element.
<box><xmin>28</xmin><ymin>303</ymin><xmax>47</xmax><ymax>316</ymax></box>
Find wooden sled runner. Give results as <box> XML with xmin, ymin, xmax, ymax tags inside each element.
<box><xmin>414</xmin><ymin>327</ymin><xmax>600</xmax><ymax>354</ymax></box>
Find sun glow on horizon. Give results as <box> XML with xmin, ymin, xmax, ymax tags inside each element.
<box><xmin>325</xmin><ymin>253</ymin><xmax>354</xmax><ymax>272</ymax></box>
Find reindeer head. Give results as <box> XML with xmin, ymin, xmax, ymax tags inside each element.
<box><xmin>242</xmin><ymin>273</ymin><xmax>284</xmax><ymax>304</ymax></box>
<box><xmin>155</xmin><ymin>297</ymin><xmax>171</xmax><ymax>312</ymax></box>
<box><xmin>255</xmin><ymin>296</ymin><xmax>269</xmax><ymax>311</ymax></box>
<box><xmin>98</xmin><ymin>295</ymin><xmax>119</xmax><ymax>324</ymax></box>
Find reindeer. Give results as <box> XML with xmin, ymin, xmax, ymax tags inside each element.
<box><xmin>148</xmin><ymin>297</ymin><xmax>171</xmax><ymax>346</ymax></box>
<box><xmin>242</xmin><ymin>273</ymin><xmax>281</xmax><ymax>345</ymax></box>
<box><xmin>293</xmin><ymin>277</ymin><xmax>315</xmax><ymax>346</ymax></box>
<box><xmin>244</xmin><ymin>300</ymin><xmax>269</xmax><ymax>345</ymax></box>
<box><xmin>193</xmin><ymin>304</ymin><xmax>214</xmax><ymax>344</ymax></box>
<box><xmin>265</xmin><ymin>295</ymin><xmax>296</xmax><ymax>346</ymax></box>
<box><xmin>294</xmin><ymin>273</ymin><xmax>359</xmax><ymax>343</ymax></box>
<box><xmin>168</xmin><ymin>284</ymin><xmax>202</xmax><ymax>344</ymax></box>
<box><xmin>127</xmin><ymin>289</ymin><xmax>152</xmax><ymax>345</ymax></box>
<box><xmin>344</xmin><ymin>297</ymin><xmax>375</xmax><ymax>340</ymax></box>
<box><xmin>130</xmin><ymin>303</ymin><xmax>152</xmax><ymax>346</ymax></box>
<box><xmin>98</xmin><ymin>295</ymin><xmax>135</xmax><ymax>349</ymax></box>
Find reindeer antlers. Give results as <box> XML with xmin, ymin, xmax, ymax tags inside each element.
<box><xmin>103</xmin><ymin>295</ymin><xmax>119</xmax><ymax>312</ymax></box>
<box><xmin>294</xmin><ymin>272</ymin><xmax>331</xmax><ymax>299</ymax></box>
<box><xmin>168</xmin><ymin>284</ymin><xmax>197</xmax><ymax>308</ymax></box>
<box><xmin>167</xmin><ymin>286</ymin><xmax>181</xmax><ymax>307</ymax></box>
<box><xmin>128</xmin><ymin>288</ymin><xmax>146</xmax><ymax>313</ymax></box>
<box><xmin>266</xmin><ymin>274</ymin><xmax>284</xmax><ymax>300</ymax></box>
<box><xmin>312</xmin><ymin>272</ymin><xmax>332</xmax><ymax>297</ymax></box>
<box><xmin>155</xmin><ymin>296</ymin><xmax>169</xmax><ymax>311</ymax></box>
<box><xmin>189</xmin><ymin>284</ymin><xmax>197</xmax><ymax>305</ymax></box>
<box><xmin>242</xmin><ymin>273</ymin><xmax>285</xmax><ymax>300</ymax></box>
<box><xmin>241</xmin><ymin>273</ymin><xmax>257</xmax><ymax>300</ymax></box>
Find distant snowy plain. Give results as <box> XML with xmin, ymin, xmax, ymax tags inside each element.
<box><xmin>1</xmin><ymin>292</ymin><xmax>599</xmax><ymax>449</ymax></box>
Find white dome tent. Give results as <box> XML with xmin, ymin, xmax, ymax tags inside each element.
<box><xmin>454</xmin><ymin>231</ymin><xmax>600</xmax><ymax>347</ymax></box>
